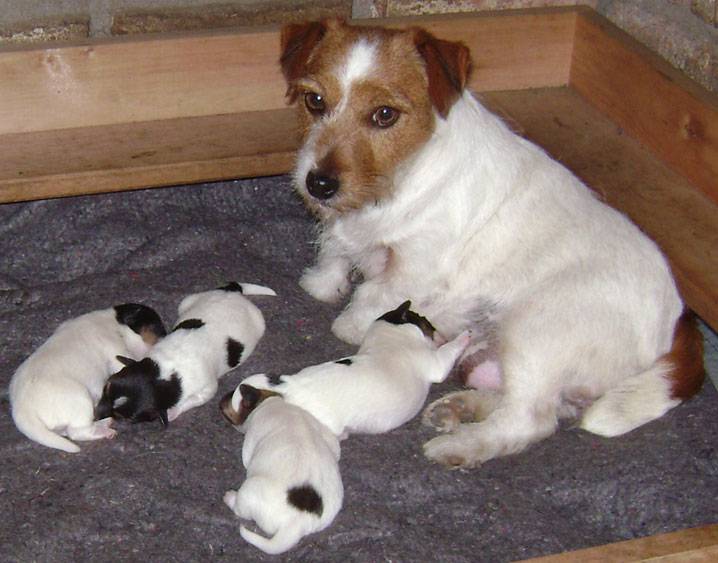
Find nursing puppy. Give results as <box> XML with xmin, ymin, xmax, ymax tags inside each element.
<box><xmin>279</xmin><ymin>20</ymin><xmax>704</xmax><ymax>467</ymax></box>
<box><xmin>220</xmin><ymin>385</ymin><xmax>343</xmax><ymax>555</ymax></box>
<box><xmin>222</xmin><ymin>301</ymin><xmax>470</xmax><ymax>439</ymax></box>
<box><xmin>96</xmin><ymin>282</ymin><xmax>275</xmax><ymax>425</ymax></box>
<box><xmin>9</xmin><ymin>304</ymin><xmax>166</xmax><ymax>453</ymax></box>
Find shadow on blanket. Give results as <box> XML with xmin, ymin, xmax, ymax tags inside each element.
<box><xmin>1</xmin><ymin>176</ymin><xmax>716</xmax><ymax>562</ymax></box>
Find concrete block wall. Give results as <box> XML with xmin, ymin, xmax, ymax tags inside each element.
<box><xmin>0</xmin><ymin>0</ymin><xmax>715</xmax><ymax>92</ymax></box>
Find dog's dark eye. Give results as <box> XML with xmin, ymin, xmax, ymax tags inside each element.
<box><xmin>304</xmin><ymin>92</ymin><xmax>326</xmax><ymax>115</ymax></box>
<box><xmin>371</xmin><ymin>106</ymin><xmax>400</xmax><ymax>128</ymax></box>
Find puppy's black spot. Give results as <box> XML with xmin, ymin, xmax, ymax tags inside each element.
<box><xmin>267</xmin><ymin>373</ymin><xmax>283</xmax><ymax>386</ymax></box>
<box><xmin>114</xmin><ymin>303</ymin><xmax>167</xmax><ymax>338</ymax></box>
<box><xmin>219</xmin><ymin>282</ymin><xmax>243</xmax><ymax>293</ymax></box>
<box><xmin>96</xmin><ymin>359</ymin><xmax>181</xmax><ymax>425</ymax></box>
<box><xmin>287</xmin><ymin>485</ymin><xmax>323</xmax><ymax>517</ymax></box>
<box><xmin>173</xmin><ymin>318</ymin><xmax>205</xmax><ymax>331</ymax></box>
<box><xmin>335</xmin><ymin>358</ymin><xmax>353</xmax><ymax>366</ymax></box>
<box><xmin>227</xmin><ymin>338</ymin><xmax>244</xmax><ymax>368</ymax></box>
<box><xmin>378</xmin><ymin>300</ymin><xmax>436</xmax><ymax>339</ymax></box>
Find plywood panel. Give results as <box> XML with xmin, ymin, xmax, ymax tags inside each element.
<box><xmin>0</xmin><ymin>109</ymin><xmax>297</xmax><ymax>202</ymax></box>
<box><xmin>0</xmin><ymin>8</ymin><xmax>575</xmax><ymax>138</ymax></box>
<box><xmin>520</xmin><ymin>523</ymin><xmax>718</xmax><ymax>562</ymax></box>
<box><xmin>570</xmin><ymin>10</ymin><xmax>718</xmax><ymax>205</ymax></box>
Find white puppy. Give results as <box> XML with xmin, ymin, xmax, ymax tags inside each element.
<box><xmin>220</xmin><ymin>384</ymin><xmax>343</xmax><ymax>555</ymax></box>
<box><xmin>95</xmin><ymin>282</ymin><xmax>275</xmax><ymax>425</ymax></box>
<box><xmin>9</xmin><ymin>304</ymin><xmax>166</xmax><ymax>453</ymax></box>
<box><xmin>223</xmin><ymin>301</ymin><xmax>470</xmax><ymax>439</ymax></box>
<box><xmin>279</xmin><ymin>20</ymin><xmax>705</xmax><ymax>467</ymax></box>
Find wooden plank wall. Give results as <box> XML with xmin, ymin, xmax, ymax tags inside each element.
<box><xmin>0</xmin><ymin>9</ymin><xmax>576</xmax><ymax>202</ymax></box>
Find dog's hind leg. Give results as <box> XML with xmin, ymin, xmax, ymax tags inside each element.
<box><xmin>422</xmin><ymin>389</ymin><xmax>502</xmax><ymax>432</ymax></box>
<box><xmin>423</xmin><ymin>339</ymin><xmax>560</xmax><ymax>467</ymax></box>
<box><xmin>423</xmin><ymin>395</ymin><xmax>559</xmax><ymax>468</ymax></box>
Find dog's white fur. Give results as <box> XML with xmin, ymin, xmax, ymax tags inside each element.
<box><xmin>9</xmin><ymin>307</ymin><xmax>158</xmax><ymax>453</ymax></box>
<box><xmin>223</xmin><ymin>395</ymin><xmax>343</xmax><ymax>555</ymax></box>
<box><xmin>159</xmin><ymin>283</ymin><xmax>275</xmax><ymax>421</ymax></box>
<box><xmin>283</xmin><ymin>23</ymin><xmax>699</xmax><ymax>467</ymax></box>
<box><xmin>235</xmin><ymin>312</ymin><xmax>470</xmax><ymax>438</ymax></box>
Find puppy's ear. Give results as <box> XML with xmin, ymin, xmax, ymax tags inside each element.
<box><xmin>280</xmin><ymin>20</ymin><xmax>334</xmax><ymax>102</ymax></box>
<box><xmin>412</xmin><ymin>28</ymin><xmax>472</xmax><ymax>118</ymax></box>
<box><xmin>116</xmin><ymin>355</ymin><xmax>137</xmax><ymax>367</ymax></box>
<box><xmin>239</xmin><ymin>384</ymin><xmax>262</xmax><ymax>410</ymax></box>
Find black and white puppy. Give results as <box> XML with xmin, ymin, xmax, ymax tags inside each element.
<box><xmin>222</xmin><ymin>301</ymin><xmax>470</xmax><ymax>439</ymax></box>
<box><xmin>9</xmin><ymin>304</ymin><xmax>166</xmax><ymax>453</ymax></box>
<box><xmin>96</xmin><ymin>282</ymin><xmax>275</xmax><ymax>425</ymax></box>
<box><xmin>220</xmin><ymin>384</ymin><xmax>343</xmax><ymax>555</ymax></box>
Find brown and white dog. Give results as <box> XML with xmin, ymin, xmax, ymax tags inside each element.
<box><xmin>279</xmin><ymin>20</ymin><xmax>705</xmax><ymax>468</ymax></box>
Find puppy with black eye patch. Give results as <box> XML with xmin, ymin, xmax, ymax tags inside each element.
<box><xmin>9</xmin><ymin>304</ymin><xmax>166</xmax><ymax>453</ymax></box>
<box><xmin>220</xmin><ymin>384</ymin><xmax>343</xmax><ymax>555</ymax></box>
<box><xmin>222</xmin><ymin>301</ymin><xmax>470</xmax><ymax>440</ymax></box>
<box><xmin>96</xmin><ymin>282</ymin><xmax>275</xmax><ymax>425</ymax></box>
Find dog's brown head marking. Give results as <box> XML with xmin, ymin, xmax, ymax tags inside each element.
<box><xmin>280</xmin><ymin>20</ymin><xmax>473</xmax><ymax>217</ymax></box>
<box><xmin>219</xmin><ymin>384</ymin><xmax>281</xmax><ymax>426</ymax></box>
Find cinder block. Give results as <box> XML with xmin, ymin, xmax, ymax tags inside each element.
<box><xmin>110</xmin><ymin>0</ymin><xmax>352</xmax><ymax>36</ymax></box>
<box><xmin>0</xmin><ymin>18</ymin><xmax>89</xmax><ymax>44</ymax></box>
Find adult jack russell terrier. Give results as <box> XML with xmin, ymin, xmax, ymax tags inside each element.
<box><xmin>279</xmin><ymin>20</ymin><xmax>704</xmax><ymax>467</ymax></box>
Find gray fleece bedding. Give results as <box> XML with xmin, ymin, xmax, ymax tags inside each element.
<box><xmin>1</xmin><ymin>175</ymin><xmax>716</xmax><ymax>562</ymax></box>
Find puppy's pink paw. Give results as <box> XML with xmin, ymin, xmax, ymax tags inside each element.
<box><xmin>93</xmin><ymin>418</ymin><xmax>117</xmax><ymax>440</ymax></box>
<box><xmin>223</xmin><ymin>490</ymin><xmax>238</xmax><ymax>510</ymax></box>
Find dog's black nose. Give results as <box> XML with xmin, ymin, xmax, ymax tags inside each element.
<box><xmin>306</xmin><ymin>171</ymin><xmax>339</xmax><ymax>200</ymax></box>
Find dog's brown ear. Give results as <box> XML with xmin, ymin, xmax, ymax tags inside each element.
<box><xmin>412</xmin><ymin>28</ymin><xmax>472</xmax><ymax>118</ymax></box>
<box><xmin>280</xmin><ymin>20</ymin><xmax>333</xmax><ymax>102</ymax></box>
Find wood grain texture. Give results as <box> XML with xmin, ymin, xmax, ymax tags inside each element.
<box><xmin>519</xmin><ymin>523</ymin><xmax>718</xmax><ymax>562</ymax></box>
<box><xmin>570</xmin><ymin>10</ymin><xmax>718</xmax><ymax>205</ymax></box>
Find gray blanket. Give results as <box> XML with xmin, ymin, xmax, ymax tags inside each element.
<box><xmin>1</xmin><ymin>176</ymin><xmax>716</xmax><ymax>562</ymax></box>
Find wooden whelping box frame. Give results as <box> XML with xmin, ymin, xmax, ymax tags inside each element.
<box><xmin>0</xmin><ymin>7</ymin><xmax>717</xmax><ymax>558</ymax></box>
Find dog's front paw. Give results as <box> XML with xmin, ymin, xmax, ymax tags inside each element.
<box><xmin>300</xmin><ymin>265</ymin><xmax>351</xmax><ymax>304</ymax></box>
<box><xmin>331</xmin><ymin>311</ymin><xmax>369</xmax><ymax>345</ymax></box>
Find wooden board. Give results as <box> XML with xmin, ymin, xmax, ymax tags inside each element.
<box><xmin>0</xmin><ymin>109</ymin><xmax>297</xmax><ymax>200</ymax></box>
<box><xmin>0</xmin><ymin>8</ymin><xmax>577</xmax><ymax>203</ymax></box>
<box><xmin>520</xmin><ymin>523</ymin><xmax>718</xmax><ymax>562</ymax></box>
<box><xmin>571</xmin><ymin>10</ymin><xmax>718</xmax><ymax>205</ymax></box>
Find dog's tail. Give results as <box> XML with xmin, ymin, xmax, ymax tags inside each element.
<box><xmin>239</xmin><ymin>521</ymin><xmax>307</xmax><ymax>555</ymax></box>
<box><xmin>238</xmin><ymin>283</ymin><xmax>277</xmax><ymax>297</ymax></box>
<box><xmin>580</xmin><ymin>310</ymin><xmax>704</xmax><ymax>437</ymax></box>
<box><xmin>11</xmin><ymin>407</ymin><xmax>80</xmax><ymax>453</ymax></box>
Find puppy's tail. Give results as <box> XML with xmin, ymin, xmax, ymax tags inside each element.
<box><xmin>580</xmin><ymin>310</ymin><xmax>704</xmax><ymax>437</ymax></box>
<box><xmin>238</xmin><ymin>283</ymin><xmax>277</xmax><ymax>297</ymax></box>
<box><xmin>239</xmin><ymin>522</ymin><xmax>306</xmax><ymax>555</ymax></box>
<box><xmin>11</xmin><ymin>408</ymin><xmax>80</xmax><ymax>453</ymax></box>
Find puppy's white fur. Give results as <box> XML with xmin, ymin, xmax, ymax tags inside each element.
<box><xmin>223</xmin><ymin>395</ymin><xmax>342</xmax><ymax>555</ymax></box>
<box><xmin>236</xmin><ymin>312</ymin><xmax>470</xmax><ymax>438</ymax></box>
<box><xmin>9</xmin><ymin>307</ymin><xmax>159</xmax><ymax>453</ymax></box>
<box><xmin>282</xmin><ymin>22</ymin><xmax>702</xmax><ymax>467</ymax></box>
<box><xmin>158</xmin><ymin>283</ymin><xmax>275</xmax><ymax>421</ymax></box>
